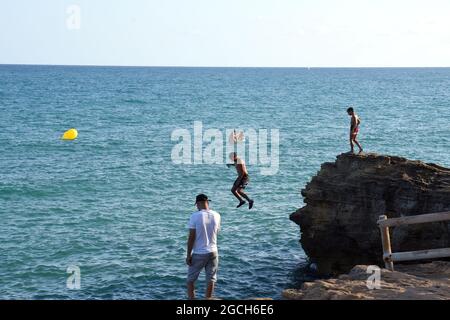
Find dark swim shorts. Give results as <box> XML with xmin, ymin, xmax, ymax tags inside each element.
<box><xmin>234</xmin><ymin>174</ymin><xmax>250</xmax><ymax>189</ymax></box>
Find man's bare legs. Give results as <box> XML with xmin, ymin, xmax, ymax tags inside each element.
<box><xmin>206</xmin><ymin>282</ymin><xmax>215</xmax><ymax>299</ymax></box>
<box><xmin>350</xmin><ymin>136</ymin><xmax>354</xmax><ymax>153</ymax></box>
<box><xmin>350</xmin><ymin>135</ymin><xmax>363</xmax><ymax>154</ymax></box>
<box><xmin>187</xmin><ymin>281</ymin><xmax>195</xmax><ymax>299</ymax></box>
<box><xmin>354</xmin><ymin>138</ymin><xmax>363</xmax><ymax>153</ymax></box>
<box><xmin>239</xmin><ymin>189</ymin><xmax>254</xmax><ymax>209</ymax></box>
<box><xmin>231</xmin><ymin>186</ymin><xmax>254</xmax><ymax>209</ymax></box>
<box><xmin>187</xmin><ymin>281</ymin><xmax>215</xmax><ymax>300</ymax></box>
<box><xmin>231</xmin><ymin>186</ymin><xmax>245</xmax><ymax>207</ymax></box>
<box><xmin>238</xmin><ymin>188</ymin><xmax>250</xmax><ymax>202</ymax></box>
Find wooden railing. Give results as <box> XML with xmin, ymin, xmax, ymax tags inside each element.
<box><xmin>377</xmin><ymin>211</ymin><xmax>450</xmax><ymax>271</ymax></box>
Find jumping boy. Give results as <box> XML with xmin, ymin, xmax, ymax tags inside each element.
<box><xmin>228</xmin><ymin>152</ymin><xmax>254</xmax><ymax>210</ymax></box>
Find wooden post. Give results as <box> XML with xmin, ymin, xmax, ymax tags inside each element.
<box><xmin>378</xmin><ymin>215</ymin><xmax>394</xmax><ymax>271</ymax></box>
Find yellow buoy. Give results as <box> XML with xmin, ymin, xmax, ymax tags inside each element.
<box><xmin>62</xmin><ymin>128</ymin><xmax>78</xmax><ymax>140</ymax></box>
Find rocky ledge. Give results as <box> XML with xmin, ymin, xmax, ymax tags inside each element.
<box><xmin>283</xmin><ymin>261</ymin><xmax>450</xmax><ymax>300</ymax></box>
<box><xmin>290</xmin><ymin>153</ymin><xmax>450</xmax><ymax>275</ymax></box>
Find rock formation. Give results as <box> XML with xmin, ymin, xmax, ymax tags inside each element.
<box><xmin>290</xmin><ymin>153</ymin><xmax>450</xmax><ymax>275</ymax></box>
<box><xmin>283</xmin><ymin>261</ymin><xmax>450</xmax><ymax>300</ymax></box>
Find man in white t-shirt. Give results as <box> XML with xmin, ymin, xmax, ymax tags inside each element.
<box><xmin>186</xmin><ymin>194</ymin><xmax>221</xmax><ymax>300</ymax></box>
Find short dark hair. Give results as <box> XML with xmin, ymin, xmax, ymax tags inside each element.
<box><xmin>347</xmin><ymin>107</ymin><xmax>354</xmax><ymax>113</ymax></box>
<box><xmin>195</xmin><ymin>194</ymin><xmax>210</xmax><ymax>203</ymax></box>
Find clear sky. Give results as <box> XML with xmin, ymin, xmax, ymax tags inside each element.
<box><xmin>1</xmin><ymin>0</ymin><xmax>450</xmax><ymax>67</ymax></box>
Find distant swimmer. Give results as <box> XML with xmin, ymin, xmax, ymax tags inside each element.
<box><xmin>347</xmin><ymin>107</ymin><xmax>363</xmax><ymax>154</ymax></box>
<box><xmin>227</xmin><ymin>152</ymin><xmax>254</xmax><ymax>209</ymax></box>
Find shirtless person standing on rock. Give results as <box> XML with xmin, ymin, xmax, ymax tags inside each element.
<box><xmin>347</xmin><ymin>107</ymin><xmax>363</xmax><ymax>154</ymax></box>
<box><xmin>228</xmin><ymin>152</ymin><xmax>254</xmax><ymax>210</ymax></box>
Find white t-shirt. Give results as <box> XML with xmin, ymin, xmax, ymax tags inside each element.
<box><xmin>188</xmin><ymin>209</ymin><xmax>221</xmax><ymax>255</ymax></box>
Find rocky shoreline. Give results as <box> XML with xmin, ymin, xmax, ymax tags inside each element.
<box><xmin>290</xmin><ymin>153</ymin><xmax>450</xmax><ymax>275</ymax></box>
<box><xmin>286</xmin><ymin>153</ymin><xmax>450</xmax><ymax>300</ymax></box>
<box><xmin>283</xmin><ymin>261</ymin><xmax>450</xmax><ymax>300</ymax></box>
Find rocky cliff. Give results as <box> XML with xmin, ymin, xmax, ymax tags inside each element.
<box><xmin>290</xmin><ymin>153</ymin><xmax>450</xmax><ymax>275</ymax></box>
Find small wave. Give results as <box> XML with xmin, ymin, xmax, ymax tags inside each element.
<box><xmin>121</xmin><ymin>98</ymin><xmax>147</xmax><ymax>105</ymax></box>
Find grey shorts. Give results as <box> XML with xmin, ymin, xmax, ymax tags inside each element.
<box><xmin>187</xmin><ymin>252</ymin><xmax>219</xmax><ymax>283</ymax></box>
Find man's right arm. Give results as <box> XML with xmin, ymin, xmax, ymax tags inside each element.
<box><xmin>186</xmin><ymin>229</ymin><xmax>196</xmax><ymax>266</ymax></box>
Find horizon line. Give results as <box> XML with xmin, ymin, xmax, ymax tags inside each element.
<box><xmin>1</xmin><ymin>63</ymin><xmax>450</xmax><ymax>69</ymax></box>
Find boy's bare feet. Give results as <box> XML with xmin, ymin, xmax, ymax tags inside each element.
<box><xmin>237</xmin><ymin>201</ymin><xmax>246</xmax><ymax>208</ymax></box>
<box><xmin>249</xmin><ymin>200</ymin><xmax>254</xmax><ymax>210</ymax></box>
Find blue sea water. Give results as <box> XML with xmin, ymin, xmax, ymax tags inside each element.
<box><xmin>0</xmin><ymin>65</ymin><xmax>449</xmax><ymax>300</ymax></box>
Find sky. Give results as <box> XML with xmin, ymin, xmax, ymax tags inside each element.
<box><xmin>1</xmin><ymin>0</ymin><xmax>450</xmax><ymax>67</ymax></box>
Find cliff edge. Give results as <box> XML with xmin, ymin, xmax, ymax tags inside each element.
<box><xmin>290</xmin><ymin>153</ymin><xmax>450</xmax><ymax>275</ymax></box>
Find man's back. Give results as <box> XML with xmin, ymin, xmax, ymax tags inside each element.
<box><xmin>188</xmin><ymin>209</ymin><xmax>221</xmax><ymax>254</ymax></box>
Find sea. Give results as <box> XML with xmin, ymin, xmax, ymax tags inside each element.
<box><xmin>0</xmin><ymin>65</ymin><xmax>449</xmax><ymax>299</ymax></box>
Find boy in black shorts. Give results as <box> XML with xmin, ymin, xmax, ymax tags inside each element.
<box><xmin>228</xmin><ymin>152</ymin><xmax>254</xmax><ymax>210</ymax></box>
